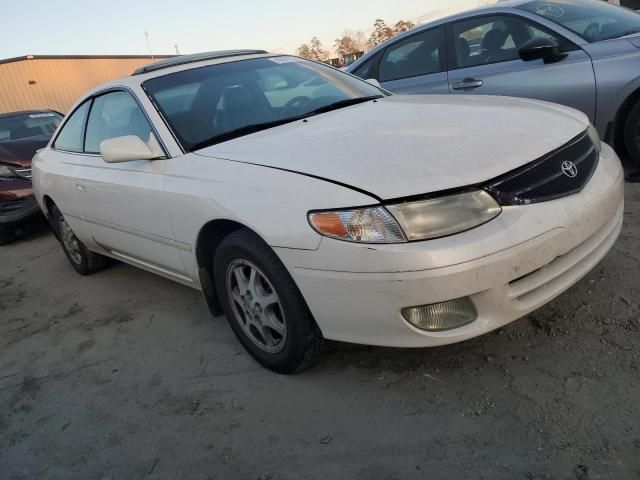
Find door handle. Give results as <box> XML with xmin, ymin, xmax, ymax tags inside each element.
<box><xmin>452</xmin><ymin>78</ymin><xmax>484</xmax><ymax>90</ymax></box>
<box><xmin>76</xmin><ymin>184</ymin><xmax>87</xmax><ymax>192</ymax></box>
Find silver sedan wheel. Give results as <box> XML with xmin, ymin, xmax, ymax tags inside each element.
<box><xmin>58</xmin><ymin>216</ymin><xmax>82</xmax><ymax>265</ymax></box>
<box><xmin>226</xmin><ymin>259</ymin><xmax>287</xmax><ymax>354</ymax></box>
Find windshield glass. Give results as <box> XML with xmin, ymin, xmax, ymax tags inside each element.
<box><xmin>519</xmin><ymin>0</ymin><xmax>640</xmax><ymax>42</ymax></box>
<box><xmin>0</xmin><ymin>111</ymin><xmax>62</xmax><ymax>143</ymax></box>
<box><xmin>143</xmin><ymin>56</ymin><xmax>384</xmax><ymax>151</ymax></box>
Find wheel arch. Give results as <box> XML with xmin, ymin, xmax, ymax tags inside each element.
<box><xmin>42</xmin><ymin>195</ymin><xmax>56</xmax><ymax>218</ymax></box>
<box><xmin>194</xmin><ymin>218</ymin><xmax>265</xmax><ymax>316</ymax></box>
<box><xmin>41</xmin><ymin>195</ymin><xmax>61</xmax><ymax>240</ymax></box>
<box><xmin>611</xmin><ymin>84</ymin><xmax>640</xmax><ymax>154</ymax></box>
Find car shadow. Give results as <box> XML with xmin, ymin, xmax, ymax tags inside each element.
<box><xmin>4</xmin><ymin>216</ymin><xmax>52</xmax><ymax>246</ymax></box>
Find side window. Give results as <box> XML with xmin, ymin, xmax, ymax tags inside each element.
<box><xmin>528</xmin><ymin>23</ymin><xmax>576</xmax><ymax>52</ymax></box>
<box><xmin>85</xmin><ymin>91</ymin><xmax>153</xmax><ymax>154</ymax></box>
<box><xmin>452</xmin><ymin>15</ymin><xmax>572</xmax><ymax>69</ymax></box>
<box><xmin>53</xmin><ymin>101</ymin><xmax>91</xmax><ymax>152</ymax></box>
<box><xmin>352</xmin><ymin>58</ymin><xmax>375</xmax><ymax>79</ymax></box>
<box><xmin>379</xmin><ymin>29</ymin><xmax>441</xmax><ymax>82</ymax></box>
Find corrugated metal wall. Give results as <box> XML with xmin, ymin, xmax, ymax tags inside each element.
<box><xmin>0</xmin><ymin>57</ymin><xmax>160</xmax><ymax>114</ymax></box>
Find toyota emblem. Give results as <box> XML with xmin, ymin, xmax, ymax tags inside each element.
<box><xmin>561</xmin><ymin>161</ymin><xmax>578</xmax><ymax>178</ymax></box>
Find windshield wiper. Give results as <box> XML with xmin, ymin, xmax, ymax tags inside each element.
<box><xmin>189</xmin><ymin>117</ymin><xmax>304</xmax><ymax>151</ymax></box>
<box><xmin>303</xmin><ymin>95</ymin><xmax>383</xmax><ymax>117</ymax></box>
<box><xmin>189</xmin><ymin>95</ymin><xmax>384</xmax><ymax>152</ymax></box>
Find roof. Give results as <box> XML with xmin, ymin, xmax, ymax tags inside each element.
<box><xmin>131</xmin><ymin>50</ymin><xmax>268</xmax><ymax>75</ymax></box>
<box><xmin>0</xmin><ymin>54</ymin><xmax>175</xmax><ymax>67</ymax></box>
<box><xmin>66</xmin><ymin>51</ymin><xmax>281</xmax><ymax>102</ymax></box>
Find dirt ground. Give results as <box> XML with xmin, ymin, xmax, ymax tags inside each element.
<box><xmin>0</xmin><ymin>183</ymin><xmax>638</xmax><ymax>480</ymax></box>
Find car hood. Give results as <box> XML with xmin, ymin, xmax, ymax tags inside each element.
<box><xmin>196</xmin><ymin>95</ymin><xmax>589</xmax><ymax>200</ymax></box>
<box><xmin>0</xmin><ymin>134</ymin><xmax>50</xmax><ymax>168</ymax></box>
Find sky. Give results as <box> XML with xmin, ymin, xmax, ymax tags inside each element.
<box><xmin>1</xmin><ymin>0</ymin><xmax>486</xmax><ymax>59</ymax></box>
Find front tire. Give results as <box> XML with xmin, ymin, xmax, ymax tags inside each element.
<box><xmin>213</xmin><ymin>229</ymin><xmax>324</xmax><ymax>374</ymax></box>
<box><xmin>51</xmin><ymin>205</ymin><xmax>109</xmax><ymax>275</ymax></box>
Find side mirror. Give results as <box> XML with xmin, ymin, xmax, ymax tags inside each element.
<box><xmin>519</xmin><ymin>37</ymin><xmax>567</xmax><ymax>64</ymax></box>
<box><xmin>100</xmin><ymin>135</ymin><xmax>163</xmax><ymax>163</ymax></box>
<box><xmin>366</xmin><ymin>78</ymin><xmax>382</xmax><ymax>88</ymax></box>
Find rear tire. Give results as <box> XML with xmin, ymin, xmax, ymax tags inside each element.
<box><xmin>213</xmin><ymin>229</ymin><xmax>324</xmax><ymax>374</ymax></box>
<box><xmin>624</xmin><ymin>100</ymin><xmax>640</xmax><ymax>166</ymax></box>
<box><xmin>51</xmin><ymin>205</ymin><xmax>109</xmax><ymax>275</ymax></box>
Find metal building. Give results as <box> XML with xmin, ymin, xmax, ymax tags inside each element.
<box><xmin>0</xmin><ymin>55</ymin><xmax>172</xmax><ymax>115</ymax></box>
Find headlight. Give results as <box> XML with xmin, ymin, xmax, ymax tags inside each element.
<box><xmin>308</xmin><ymin>206</ymin><xmax>406</xmax><ymax>243</ymax></box>
<box><xmin>308</xmin><ymin>190</ymin><xmax>501</xmax><ymax>244</ymax></box>
<box><xmin>0</xmin><ymin>165</ymin><xmax>18</xmax><ymax>178</ymax></box>
<box><xmin>386</xmin><ymin>190</ymin><xmax>501</xmax><ymax>241</ymax></box>
<box><xmin>587</xmin><ymin>123</ymin><xmax>602</xmax><ymax>153</ymax></box>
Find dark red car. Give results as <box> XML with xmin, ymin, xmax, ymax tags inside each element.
<box><xmin>0</xmin><ymin>110</ymin><xmax>63</xmax><ymax>244</ymax></box>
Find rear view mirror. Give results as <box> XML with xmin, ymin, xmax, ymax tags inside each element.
<box><xmin>100</xmin><ymin>134</ymin><xmax>164</xmax><ymax>163</ymax></box>
<box><xmin>519</xmin><ymin>37</ymin><xmax>567</xmax><ymax>64</ymax></box>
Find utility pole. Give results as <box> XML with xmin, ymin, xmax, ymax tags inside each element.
<box><xmin>144</xmin><ymin>31</ymin><xmax>155</xmax><ymax>60</ymax></box>
<box><xmin>174</xmin><ymin>44</ymin><xmax>180</xmax><ymax>55</ymax></box>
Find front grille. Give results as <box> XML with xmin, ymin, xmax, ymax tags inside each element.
<box><xmin>486</xmin><ymin>133</ymin><xmax>598</xmax><ymax>205</ymax></box>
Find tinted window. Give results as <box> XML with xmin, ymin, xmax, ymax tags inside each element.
<box><xmin>520</xmin><ymin>0</ymin><xmax>640</xmax><ymax>42</ymax></box>
<box><xmin>54</xmin><ymin>101</ymin><xmax>90</xmax><ymax>152</ymax></box>
<box><xmin>143</xmin><ymin>56</ymin><xmax>383</xmax><ymax>152</ymax></box>
<box><xmin>85</xmin><ymin>91</ymin><xmax>152</xmax><ymax>154</ymax></box>
<box><xmin>352</xmin><ymin>58</ymin><xmax>375</xmax><ymax>79</ymax></box>
<box><xmin>153</xmin><ymin>83</ymin><xmax>199</xmax><ymax>116</ymax></box>
<box><xmin>0</xmin><ymin>112</ymin><xmax>62</xmax><ymax>143</ymax></box>
<box><xmin>452</xmin><ymin>15</ymin><xmax>571</xmax><ymax>68</ymax></box>
<box><xmin>379</xmin><ymin>29</ymin><xmax>441</xmax><ymax>82</ymax></box>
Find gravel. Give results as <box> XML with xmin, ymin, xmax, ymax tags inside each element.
<box><xmin>1</xmin><ymin>183</ymin><xmax>639</xmax><ymax>479</ymax></box>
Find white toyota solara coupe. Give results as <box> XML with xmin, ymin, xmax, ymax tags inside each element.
<box><xmin>33</xmin><ymin>50</ymin><xmax>624</xmax><ymax>373</ymax></box>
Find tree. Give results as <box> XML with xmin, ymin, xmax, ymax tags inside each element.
<box><xmin>334</xmin><ymin>30</ymin><xmax>368</xmax><ymax>57</ymax></box>
<box><xmin>297</xmin><ymin>36</ymin><xmax>329</xmax><ymax>62</ymax></box>
<box><xmin>297</xmin><ymin>44</ymin><xmax>313</xmax><ymax>59</ymax></box>
<box><xmin>393</xmin><ymin>20</ymin><xmax>416</xmax><ymax>34</ymax></box>
<box><xmin>367</xmin><ymin>19</ymin><xmax>395</xmax><ymax>49</ymax></box>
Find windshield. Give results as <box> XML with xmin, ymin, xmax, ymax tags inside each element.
<box><xmin>520</xmin><ymin>0</ymin><xmax>640</xmax><ymax>42</ymax></box>
<box><xmin>143</xmin><ymin>56</ymin><xmax>385</xmax><ymax>151</ymax></box>
<box><xmin>0</xmin><ymin>111</ymin><xmax>62</xmax><ymax>143</ymax></box>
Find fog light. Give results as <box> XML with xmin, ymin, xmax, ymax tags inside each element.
<box><xmin>401</xmin><ymin>297</ymin><xmax>477</xmax><ymax>332</ymax></box>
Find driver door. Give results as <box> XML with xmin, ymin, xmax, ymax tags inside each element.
<box><xmin>375</xmin><ymin>27</ymin><xmax>449</xmax><ymax>95</ymax></box>
<box><xmin>446</xmin><ymin>14</ymin><xmax>596</xmax><ymax>122</ymax></box>
<box><xmin>73</xmin><ymin>90</ymin><xmax>187</xmax><ymax>279</ymax></box>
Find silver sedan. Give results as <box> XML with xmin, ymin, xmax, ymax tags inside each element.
<box><xmin>347</xmin><ymin>0</ymin><xmax>640</xmax><ymax>169</ymax></box>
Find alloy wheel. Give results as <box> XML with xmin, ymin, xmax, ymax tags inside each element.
<box><xmin>58</xmin><ymin>216</ymin><xmax>82</xmax><ymax>265</ymax></box>
<box><xmin>226</xmin><ymin>259</ymin><xmax>287</xmax><ymax>354</ymax></box>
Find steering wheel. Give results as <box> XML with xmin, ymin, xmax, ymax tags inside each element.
<box><xmin>283</xmin><ymin>96</ymin><xmax>312</xmax><ymax>117</ymax></box>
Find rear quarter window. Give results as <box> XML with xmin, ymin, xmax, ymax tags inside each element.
<box><xmin>53</xmin><ymin>101</ymin><xmax>91</xmax><ymax>153</ymax></box>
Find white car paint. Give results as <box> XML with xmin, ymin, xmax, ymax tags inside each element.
<box><xmin>199</xmin><ymin>94</ymin><xmax>589</xmax><ymax>199</ymax></box>
<box><xmin>32</xmin><ymin>53</ymin><xmax>624</xmax><ymax>349</ymax></box>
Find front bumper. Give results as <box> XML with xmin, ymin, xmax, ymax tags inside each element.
<box><xmin>0</xmin><ymin>194</ymin><xmax>42</xmax><ymax>230</ymax></box>
<box><xmin>275</xmin><ymin>143</ymin><xmax>625</xmax><ymax>347</ymax></box>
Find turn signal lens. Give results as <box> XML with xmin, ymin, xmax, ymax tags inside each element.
<box><xmin>402</xmin><ymin>297</ymin><xmax>477</xmax><ymax>332</ymax></box>
<box><xmin>308</xmin><ymin>207</ymin><xmax>406</xmax><ymax>243</ymax></box>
